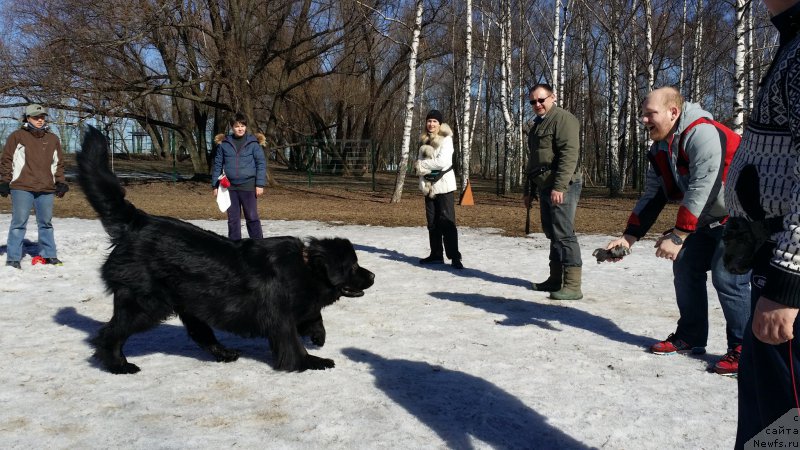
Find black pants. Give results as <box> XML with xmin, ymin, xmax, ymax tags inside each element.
<box><xmin>735</xmin><ymin>242</ymin><xmax>800</xmax><ymax>449</ymax></box>
<box><xmin>226</xmin><ymin>189</ymin><xmax>263</xmax><ymax>240</ymax></box>
<box><xmin>424</xmin><ymin>192</ymin><xmax>461</xmax><ymax>261</ymax></box>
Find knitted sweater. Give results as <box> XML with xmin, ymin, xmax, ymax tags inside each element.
<box><xmin>724</xmin><ymin>3</ymin><xmax>800</xmax><ymax>307</ymax></box>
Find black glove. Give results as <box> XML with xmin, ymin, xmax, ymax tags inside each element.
<box><xmin>593</xmin><ymin>245</ymin><xmax>631</xmax><ymax>263</ymax></box>
<box><xmin>0</xmin><ymin>182</ymin><xmax>9</xmax><ymax>197</ymax></box>
<box><xmin>55</xmin><ymin>182</ymin><xmax>69</xmax><ymax>198</ymax></box>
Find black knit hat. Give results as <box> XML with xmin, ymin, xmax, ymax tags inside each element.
<box><xmin>425</xmin><ymin>109</ymin><xmax>444</xmax><ymax>124</ymax></box>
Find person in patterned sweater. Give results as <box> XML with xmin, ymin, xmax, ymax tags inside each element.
<box><xmin>728</xmin><ymin>1</ymin><xmax>800</xmax><ymax>447</ymax></box>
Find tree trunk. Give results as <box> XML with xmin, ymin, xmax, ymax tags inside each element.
<box><xmin>460</xmin><ymin>0</ymin><xmax>473</xmax><ymax>192</ymax></box>
<box><xmin>679</xmin><ymin>0</ymin><xmax>688</xmax><ymax>93</ymax></box>
<box><xmin>390</xmin><ymin>0</ymin><xmax>424</xmax><ymax>203</ymax></box>
<box><xmin>690</xmin><ymin>0</ymin><xmax>704</xmax><ymax>101</ymax></box>
<box><xmin>733</xmin><ymin>0</ymin><xmax>748</xmax><ymax>134</ymax></box>
<box><xmin>552</xmin><ymin>0</ymin><xmax>562</xmax><ymax>93</ymax></box>
<box><xmin>607</xmin><ymin>30</ymin><xmax>622</xmax><ymax>196</ymax></box>
<box><xmin>499</xmin><ymin>0</ymin><xmax>515</xmax><ymax>194</ymax></box>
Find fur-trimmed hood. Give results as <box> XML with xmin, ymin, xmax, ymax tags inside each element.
<box><xmin>419</xmin><ymin>123</ymin><xmax>452</xmax><ymax>148</ymax></box>
<box><xmin>215</xmin><ymin>132</ymin><xmax>267</xmax><ymax>147</ymax></box>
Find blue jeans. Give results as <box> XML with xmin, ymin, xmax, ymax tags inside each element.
<box><xmin>6</xmin><ymin>189</ymin><xmax>57</xmax><ymax>262</ymax></box>
<box><xmin>539</xmin><ymin>178</ymin><xmax>582</xmax><ymax>267</ymax></box>
<box><xmin>672</xmin><ymin>225</ymin><xmax>751</xmax><ymax>349</ymax></box>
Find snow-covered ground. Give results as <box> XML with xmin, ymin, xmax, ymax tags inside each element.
<box><xmin>0</xmin><ymin>216</ymin><xmax>739</xmax><ymax>449</ymax></box>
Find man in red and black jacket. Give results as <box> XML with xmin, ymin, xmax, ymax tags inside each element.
<box><xmin>602</xmin><ymin>87</ymin><xmax>751</xmax><ymax>376</ymax></box>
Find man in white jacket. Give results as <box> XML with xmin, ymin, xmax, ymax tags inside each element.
<box><xmin>415</xmin><ymin>109</ymin><xmax>462</xmax><ymax>270</ymax></box>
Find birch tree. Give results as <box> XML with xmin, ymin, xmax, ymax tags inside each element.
<box><xmin>498</xmin><ymin>0</ymin><xmax>516</xmax><ymax>193</ymax></box>
<box><xmin>733</xmin><ymin>0</ymin><xmax>749</xmax><ymax>133</ymax></box>
<box><xmin>607</xmin><ymin>26</ymin><xmax>622</xmax><ymax>195</ymax></box>
<box><xmin>459</xmin><ymin>0</ymin><xmax>474</xmax><ymax>192</ymax></box>
<box><xmin>643</xmin><ymin>0</ymin><xmax>654</xmax><ymax>92</ymax></box>
<box><xmin>679</xmin><ymin>0</ymin><xmax>688</xmax><ymax>93</ymax></box>
<box><xmin>558</xmin><ymin>1</ymin><xmax>570</xmax><ymax>92</ymax></box>
<box><xmin>391</xmin><ymin>0</ymin><xmax>424</xmax><ymax>203</ymax></box>
<box><xmin>581</xmin><ymin>0</ymin><xmax>629</xmax><ymax>195</ymax></box>
<box><xmin>552</xmin><ymin>0</ymin><xmax>563</xmax><ymax>97</ymax></box>
<box><xmin>690</xmin><ymin>0</ymin><xmax>704</xmax><ymax>101</ymax></box>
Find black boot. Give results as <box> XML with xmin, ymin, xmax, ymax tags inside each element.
<box><xmin>420</xmin><ymin>255</ymin><xmax>445</xmax><ymax>264</ymax></box>
<box><xmin>420</xmin><ymin>230</ymin><xmax>444</xmax><ymax>264</ymax></box>
<box><xmin>531</xmin><ymin>261</ymin><xmax>562</xmax><ymax>291</ymax></box>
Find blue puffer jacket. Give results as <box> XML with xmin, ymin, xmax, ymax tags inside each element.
<box><xmin>211</xmin><ymin>133</ymin><xmax>267</xmax><ymax>188</ymax></box>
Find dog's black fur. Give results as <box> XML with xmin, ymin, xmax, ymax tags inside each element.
<box><xmin>76</xmin><ymin>127</ymin><xmax>374</xmax><ymax>374</ymax></box>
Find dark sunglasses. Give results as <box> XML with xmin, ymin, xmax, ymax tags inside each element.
<box><xmin>530</xmin><ymin>97</ymin><xmax>550</xmax><ymax>105</ymax></box>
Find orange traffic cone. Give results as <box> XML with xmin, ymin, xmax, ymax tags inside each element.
<box><xmin>460</xmin><ymin>180</ymin><xmax>475</xmax><ymax>206</ymax></box>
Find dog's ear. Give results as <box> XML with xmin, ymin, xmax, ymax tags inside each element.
<box><xmin>306</xmin><ymin>238</ymin><xmax>353</xmax><ymax>287</ymax></box>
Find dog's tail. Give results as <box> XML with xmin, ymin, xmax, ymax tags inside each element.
<box><xmin>76</xmin><ymin>127</ymin><xmax>138</xmax><ymax>243</ymax></box>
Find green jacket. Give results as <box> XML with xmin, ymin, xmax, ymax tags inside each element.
<box><xmin>525</xmin><ymin>105</ymin><xmax>581</xmax><ymax>192</ymax></box>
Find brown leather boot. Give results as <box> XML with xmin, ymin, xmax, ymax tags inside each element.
<box><xmin>549</xmin><ymin>266</ymin><xmax>583</xmax><ymax>300</ymax></box>
<box><xmin>531</xmin><ymin>261</ymin><xmax>562</xmax><ymax>291</ymax></box>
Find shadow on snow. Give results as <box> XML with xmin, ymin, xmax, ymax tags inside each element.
<box><xmin>53</xmin><ymin>306</ymin><xmax>275</xmax><ymax>368</ymax></box>
<box><xmin>428</xmin><ymin>291</ymin><xmax>654</xmax><ymax>350</ymax></box>
<box><xmin>353</xmin><ymin>243</ymin><xmax>530</xmax><ymax>288</ymax></box>
<box><xmin>342</xmin><ymin>347</ymin><xmax>593</xmax><ymax>449</ymax></box>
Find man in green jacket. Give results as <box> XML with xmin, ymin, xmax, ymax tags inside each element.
<box><xmin>523</xmin><ymin>83</ymin><xmax>583</xmax><ymax>300</ymax></box>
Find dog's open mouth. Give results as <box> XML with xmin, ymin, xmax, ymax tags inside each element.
<box><xmin>339</xmin><ymin>286</ymin><xmax>365</xmax><ymax>297</ymax></box>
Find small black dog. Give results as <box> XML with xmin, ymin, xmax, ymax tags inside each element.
<box><xmin>76</xmin><ymin>127</ymin><xmax>374</xmax><ymax>374</ymax></box>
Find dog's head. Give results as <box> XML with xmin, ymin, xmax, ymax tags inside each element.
<box><xmin>418</xmin><ymin>144</ymin><xmax>435</xmax><ymax>159</ymax></box>
<box><xmin>306</xmin><ymin>238</ymin><xmax>374</xmax><ymax>298</ymax></box>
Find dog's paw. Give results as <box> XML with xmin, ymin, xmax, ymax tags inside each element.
<box><xmin>94</xmin><ymin>349</ymin><xmax>140</xmax><ymax>374</ymax></box>
<box><xmin>109</xmin><ymin>362</ymin><xmax>141</xmax><ymax>374</ymax></box>
<box><xmin>414</xmin><ymin>160</ymin><xmax>430</xmax><ymax>176</ymax></box>
<box><xmin>304</xmin><ymin>354</ymin><xmax>335</xmax><ymax>370</ymax></box>
<box><xmin>310</xmin><ymin>334</ymin><xmax>325</xmax><ymax>347</ymax></box>
<box><xmin>210</xmin><ymin>345</ymin><xmax>240</xmax><ymax>362</ymax></box>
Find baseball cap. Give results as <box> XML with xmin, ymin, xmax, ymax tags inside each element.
<box><xmin>25</xmin><ymin>104</ymin><xmax>48</xmax><ymax>117</ymax></box>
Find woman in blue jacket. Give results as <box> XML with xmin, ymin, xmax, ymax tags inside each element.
<box><xmin>212</xmin><ymin>113</ymin><xmax>267</xmax><ymax>240</ymax></box>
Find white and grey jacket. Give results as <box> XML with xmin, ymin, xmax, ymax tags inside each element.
<box><xmin>625</xmin><ymin>103</ymin><xmax>733</xmax><ymax>238</ymax></box>
<box><xmin>416</xmin><ymin>123</ymin><xmax>457</xmax><ymax>196</ymax></box>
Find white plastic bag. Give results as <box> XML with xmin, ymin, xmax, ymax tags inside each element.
<box><xmin>216</xmin><ymin>174</ymin><xmax>231</xmax><ymax>212</ymax></box>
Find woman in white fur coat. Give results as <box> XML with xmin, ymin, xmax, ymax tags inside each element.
<box><xmin>414</xmin><ymin>109</ymin><xmax>463</xmax><ymax>269</ymax></box>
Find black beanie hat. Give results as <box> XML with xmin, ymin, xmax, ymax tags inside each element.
<box><xmin>425</xmin><ymin>109</ymin><xmax>444</xmax><ymax>124</ymax></box>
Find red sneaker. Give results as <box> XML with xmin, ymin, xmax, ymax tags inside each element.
<box><xmin>713</xmin><ymin>345</ymin><xmax>742</xmax><ymax>376</ymax></box>
<box><xmin>31</xmin><ymin>256</ymin><xmax>46</xmax><ymax>265</ymax></box>
<box><xmin>649</xmin><ymin>333</ymin><xmax>706</xmax><ymax>355</ymax></box>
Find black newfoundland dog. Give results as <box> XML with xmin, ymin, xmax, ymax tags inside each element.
<box><xmin>76</xmin><ymin>127</ymin><xmax>374</xmax><ymax>374</ymax></box>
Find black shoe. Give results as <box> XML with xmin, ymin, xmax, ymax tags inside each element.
<box><xmin>5</xmin><ymin>261</ymin><xmax>21</xmax><ymax>269</ymax></box>
<box><xmin>419</xmin><ymin>255</ymin><xmax>445</xmax><ymax>265</ymax></box>
<box><xmin>451</xmin><ymin>259</ymin><xmax>464</xmax><ymax>270</ymax></box>
<box><xmin>44</xmin><ymin>258</ymin><xmax>63</xmax><ymax>266</ymax></box>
